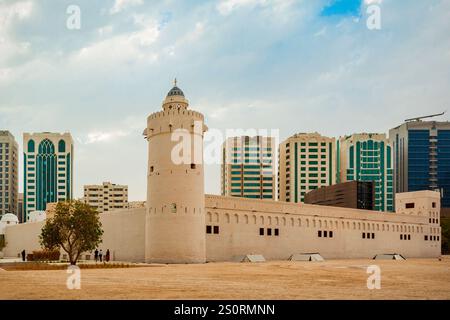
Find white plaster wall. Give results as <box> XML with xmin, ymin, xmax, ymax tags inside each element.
<box><xmin>3</xmin><ymin>208</ymin><xmax>146</xmax><ymax>262</ymax></box>
<box><xmin>204</xmin><ymin>193</ymin><xmax>441</xmax><ymax>262</ymax></box>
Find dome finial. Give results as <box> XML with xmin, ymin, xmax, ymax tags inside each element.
<box><xmin>174</xmin><ymin>77</ymin><xmax>177</xmax><ymax>87</ymax></box>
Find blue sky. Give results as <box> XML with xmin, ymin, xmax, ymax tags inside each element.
<box><xmin>321</xmin><ymin>0</ymin><xmax>362</xmax><ymax>16</ymax></box>
<box><xmin>1</xmin><ymin>0</ymin><xmax>449</xmax><ymax>200</ymax></box>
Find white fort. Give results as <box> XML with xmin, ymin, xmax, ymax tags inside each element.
<box><xmin>1</xmin><ymin>84</ymin><xmax>442</xmax><ymax>262</ymax></box>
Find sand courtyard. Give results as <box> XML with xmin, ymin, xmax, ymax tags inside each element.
<box><xmin>0</xmin><ymin>257</ymin><xmax>449</xmax><ymax>300</ymax></box>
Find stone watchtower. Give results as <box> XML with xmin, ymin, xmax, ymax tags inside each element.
<box><xmin>144</xmin><ymin>80</ymin><xmax>208</xmax><ymax>263</ymax></box>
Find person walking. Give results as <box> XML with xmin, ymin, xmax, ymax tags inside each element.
<box><xmin>105</xmin><ymin>249</ymin><xmax>110</xmax><ymax>263</ymax></box>
<box><xmin>21</xmin><ymin>250</ymin><xmax>26</xmax><ymax>262</ymax></box>
<box><xmin>99</xmin><ymin>249</ymin><xmax>103</xmax><ymax>262</ymax></box>
<box><xmin>94</xmin><ymin>249</ymin><xmax>99</xmax><ymax>262</ymax></box>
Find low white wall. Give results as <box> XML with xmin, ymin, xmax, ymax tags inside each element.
<box><xmin>204</xmin><ymin>195</ymin><xmax>441</xmax><ymax>261</ymax></box>
<box><xmin>2</xmin><ymin>208</ymin><xmax>146</xmax><ymax>262</ymax></box>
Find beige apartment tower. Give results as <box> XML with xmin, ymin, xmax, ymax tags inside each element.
<box><xmin>143</xmin><ymin>81</ymin><xmax>208</xmax><ymax>264</ymax></box>
<box><xmin>83</xmin><ymin>182</ymin><xmax>129</xmax><ymax>213</ymax></box>
<box><xmin>221</xmin><ymin>136</ymin><xmax>276</xmax><ymax>200</ymax></box>
<box><xmin>279</xmin><ymin>133</ymin><xmax>336</xmax><ymax>203</ymax></box>
<box><xmin>0</xmin><ymin>131</ymin><xmax>19</xmax><ymax>217</ymax></box>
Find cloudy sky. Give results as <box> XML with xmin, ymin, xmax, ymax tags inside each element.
<box><xmin>1</xmin><ymin>0</ymin><xmax>449</xmax><ymax>200</ymax></box>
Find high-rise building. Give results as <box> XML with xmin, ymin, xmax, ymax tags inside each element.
<box><xmin>0</xmin><ymin>131</ymin><xmax>18</xmax><ymax>218</ymax></box>
<box><xmin>278</xmin><ymin>133</ymin><xmax>336</xmax><ymax>203</ymax></box>
<box><xmin>23</xmin><ymin>133</ymin><xmax>74</xmax><ymax>222</ymax></box>
<box><xmin>337</xmin><ymin>133</ymin><xmax>394</xmax><ymax>212</ymax></box>
<box><xmin>83</xmin><ymin>182</ymin><xmax>129</xmax><ymax>213</ymax></box>
<box><xmin>389</xmin><ymin>120</ymin><xmax>450</xmax><ymax>210</ymax></box>
<box><xmin>221</xmin><ymin>136</ymin><xmax>276</xmax><ymax>200</ymax></box>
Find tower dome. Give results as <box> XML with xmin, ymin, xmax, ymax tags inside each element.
<box><xmin>167</xmin><ymin>86</ymin><xmax>184</xmax><ymax>97</ymax></box>
<box><xmin>162</xmin><ymin>78</ymin><xmax>189</xmax><ymax>111</ymax></box>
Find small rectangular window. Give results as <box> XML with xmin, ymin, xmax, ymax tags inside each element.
<box><xmin>318</xmin><ymin>230</ymin><xmax>322</xmax><ymax>237</ymax></box>
<box><xmin>324</xmin><ymin>231</ymin><xmax>328</xmax><ymax>238</ymax></box>
<box><xmin>408</xmin><ymin>234</ymin><xmax>411</xmax><ymax>240</ymax></box>
<box><xmin>362</xmin><ymin>232</ymin><xmax>365</xmax><ymax>239</ymax></box>
<box><xmin>259</xmin><ymin>228</ymin><xmax>264</xmax><ymax>236</ymax></box>
<box><xmin>274</xmin><ymin>228</ymin><xmax>279</xmax><ymax>236</ymax></box>
<box><xmin>329</xmin><ymin>231</ymin><xmax>333</xmax><ymax>238</ymax></box>
<box><xmin>372</xmin><ymin>233</ymin><xmax>375</xmax><ymax>239</ymax></box>
<box><xmin>424</xmin><ymin>235</ymin><xmax>428</xmax><ymax>241</ymax></box>
<box><xmin>213</xmin><ymin>226</ymin><xmax>219</xmax><ymax>234</ymax></box>
<box><xmin>206</xmin><ymin>226</ymin><xmax>212</xmax><ymax>234</ymax></box>
<box><xmin>400</xmin><ymin>234</ymin><xmax>403</xmax><ymax>240</ymax></box>
<box><xmin>432</xmin><ymin>202</ymin><xmax>436</xmax><ymax>208</ymax></box>
<box><xmin>267</xmin><ymin>228</ymin><xmax>272</xmax><ymax>236</ymax></box>
<box><xmin>191</xmin><ymin>163</ymin><xmax>196</xmax><ymax>169</ymax></box>
<box><xmin>405</xmin><ymin>203</ymin><xmax>415</xmax><ymax>209</ymax></box>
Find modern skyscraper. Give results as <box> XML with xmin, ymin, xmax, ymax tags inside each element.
<box><xmin>0</xmin><ymin>131</ymin><xmax>18</xmax><ymax>218</ymax></box>
<box><xmin>221</xmin><ymin>136</ymin><xmax>276</xmax><ymax>200</ymax></box>
<box><xmin>23</xmin><ymin>133</ymin><xmax>74</xmax><ymax>222</ymax></box>
<box><xmin>338</xmin><ymin>133</ymin><xmax>394</xmax><ymax>212</ymax></box>
<box><xmin>83</xmin><ymin>182</ymin><xmax>129</xmax><ymax>213</ymax></box>
<box><xmin>278</xmin><ymin>132</ymin><xmax>336</xmax><ymax>203</ymax></box>
<box><xmin>389</xmin><ymin>119</ymin><xmax>450</xmax><ymax>210</ymax></box>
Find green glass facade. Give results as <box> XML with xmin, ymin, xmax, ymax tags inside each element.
<box><xmin>24</xmin><ymin>135</ymin><xmax>73</xmax><ymax>221</ymax></box>
<box><xmin>340</xmin><ymin>137</ymin><xmax>393</xmax><ymax>212</ymax></box>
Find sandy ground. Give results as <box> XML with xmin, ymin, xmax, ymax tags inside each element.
<box><xmin>1</xmin><ymin>257</ymin><xmax>449</xmax><ymax>300</ymax></box>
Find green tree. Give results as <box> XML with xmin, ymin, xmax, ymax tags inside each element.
<box><xmin>441</xmin><ymin>217</ymin><xmax>450</xmax><ymax>255</ymax></box>
<box><xmin>0</xmin><ymin>234</ymin><xmax>5</xmax><ymax>251</ymax></box>
<box><xmin>40</xmin><ymin>201</ymin><xmax>103</xmax><ymax>265</ymax></box>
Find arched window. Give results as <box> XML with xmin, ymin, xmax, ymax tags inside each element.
<box><xmin>28</xmin><ymin>139</ymin><xmax>35</xmax><ymax>153</ymax></box>
<box><xmin>39</xmin><ymin>139</ymin><xmax>55</xmax><ymax>154</ymax></box>
<box><xmin>58</xmin><ymin>140</ymin><xmax>66</xmax><ymax>153</ymax></box>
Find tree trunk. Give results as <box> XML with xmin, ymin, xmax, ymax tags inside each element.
<box><xmin>69</xmin><ymin>251</ymin><xmax>77</xmax><ymax>265</ymax></box>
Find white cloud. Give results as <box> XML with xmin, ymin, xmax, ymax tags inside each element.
<box><xmin>110</xmin><ymin>0</ymin><xmax>143</xmax><ymax>15</ymax></box>
<box><xmin>217</xmin><ymin>0</ymin><xmax>265</xmax><ymax>15</ymax></box>
<box><xmin>81</xmin><ymin>130</ymin><xmax>130</xmax><ymax>144</ymax></box>
<box><xmin>0</xmin><ymin>1</ymin><xmax>34</xmax><ymax>64</ymax></box>
<box><xmin>217</xmin><ymin>0</ymin><xmax>296</xmax><ymax>16</ymax></box>
<box><xmin>71</xmin><ymin>18</ymin><xmax>160</xmax><ymax>66</ymax></box>
<box><xmin>364</xmin><ymin>0</ymin><xmax>383</xmax><ymax>4</ymax></box>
